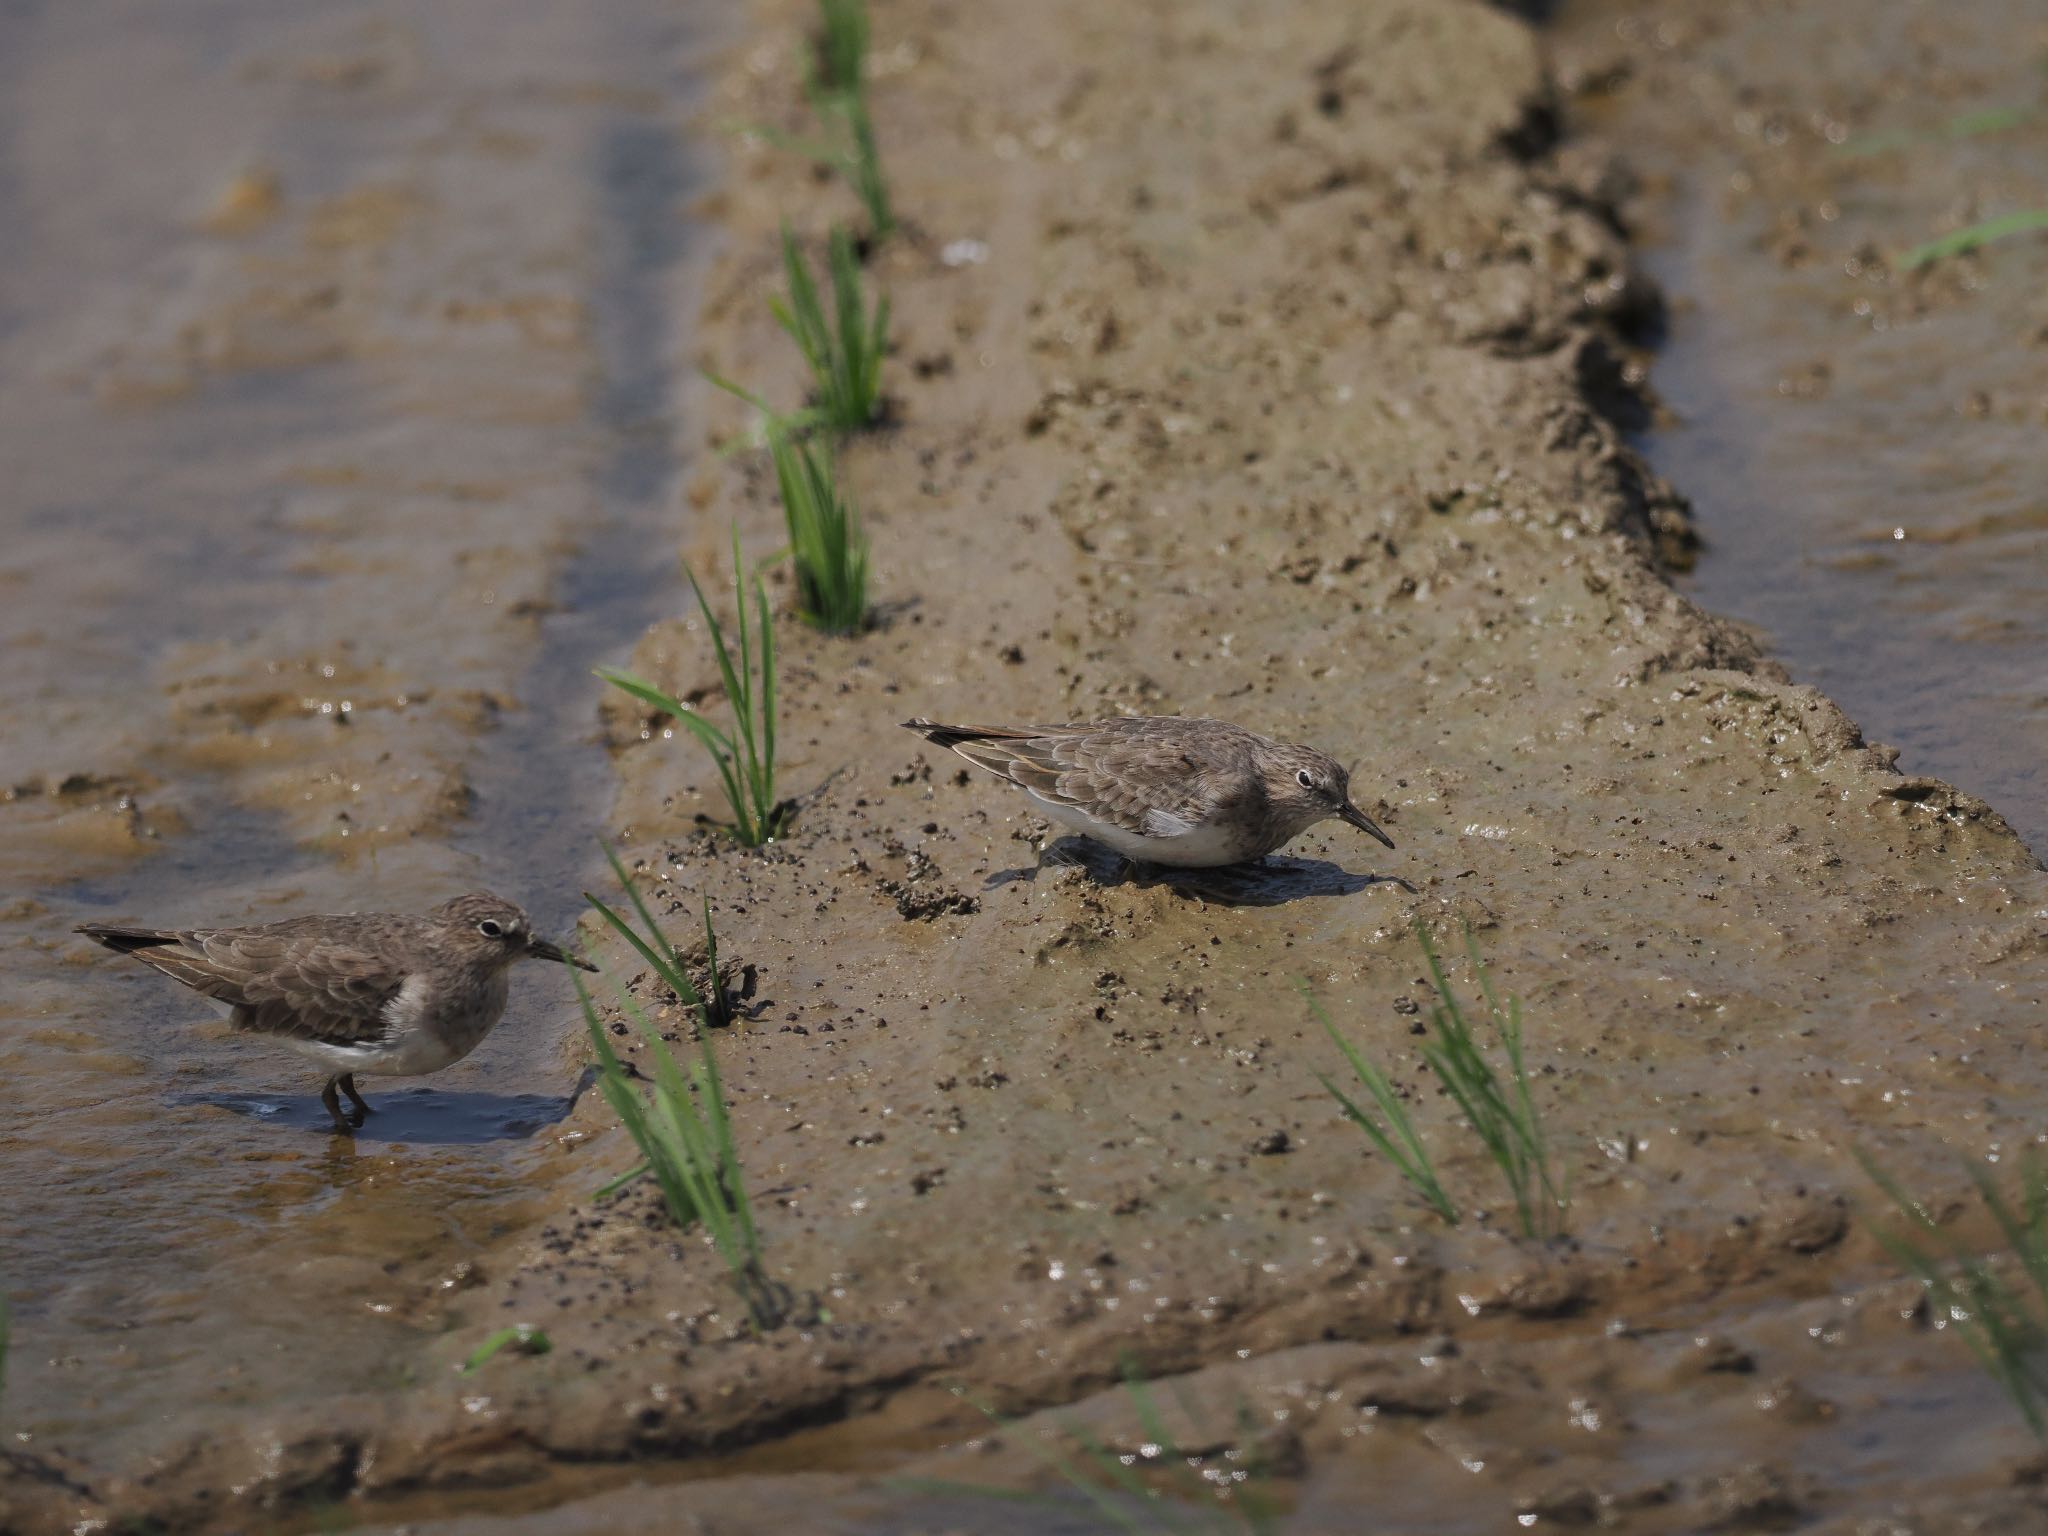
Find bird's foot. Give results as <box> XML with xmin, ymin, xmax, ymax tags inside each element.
<box><xmin>321</xmin><ymin>1078</ymin><xmax>364</xmax><ymax>1134</ymax></box>
<box><xmin>339</xmin><ymin>1074</ymin><xmax>373</xmax><ymax>1123</ymax></box>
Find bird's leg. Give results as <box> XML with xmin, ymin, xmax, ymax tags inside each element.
<box><xmin>320</xmin><ymin>1077</ymin><xmax>356</xmax><ymax>1135</ymax></box>
<box><xmin>338</xmin><ymin>1074</ymin><xmax>372</xmax><ymax>1125</ymax></box>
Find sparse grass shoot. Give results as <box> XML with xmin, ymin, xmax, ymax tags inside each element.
<box><xmin>461</xmin><ymin>1324</ymin><xmax>552</xmax><ymax>1373</ymax></box>
<box><xmin>810</xmin><ymin>0</ymin><xmax>869</xmax><ymax>102</ymax></box>
<box><xmin>579</xmin><ymin>855</ymin><xmax>779</xmax><ymax>1330</ymax></box>
<box><xmin>1416</xmin><ymin>924</ymin><xmax>1567</xmax><ymax>1240</ymax></box>
<box><xmin>771</xmin><ymin>422</ymin><xmax>868</xmax><ymax>634</ymax></box>
<box><xmin>1901</xmin><ymin>209</ymin><xmax>2048</xmax><ymax>269</ymax></box>
<box><xmin>1861</xmin><ymin>1151</ymin><xmax>2048</xmax><ymax>1435</ymax></box>
<box><xmin>840</xmin><ymin>97</ymin><xmax>894</xmax><ymax>242</ymax></box>
<box><xmin>1836</xmin><ymin>103</ymin><xmax>2033</xmax><ymax>158</ymax></box>
<box><xmin>772</xmin><ymin>224</ymin><xmax>888</xmax><ymax>431</ymax></box>
<box><xmin>1304</xmin><ymin>980</ymin><xmax>1456</xmax><ymax>1225</ymax></box>
<box><xmin>598</xmin><ymin>529</ymin><xmax>784</xmax><ymax>847</ymax></box>
<box><xmin>1312</xmin><ymin>924</ymin><xmax>1567</xmax><ymax>1239</ymax></box>
<box><xmin>806</xmin><ymin>0</ymin><xmax>893</xmax><ymax>240</ymax></box>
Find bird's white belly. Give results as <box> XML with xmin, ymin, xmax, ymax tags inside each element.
<box><xmin>268</xmin><ymin>970</ymin><xmax>497</xmax><ymax>1079</ymax></box>
<box><xmin>1028</xmin><ymin>792</ymin><xmax>1251</xmax><ymax>867</ymax></box>
<box><xmin>275</xmin><ymin>1031</ymin><xmax>465</xmax><ymax>1078</ymax></box>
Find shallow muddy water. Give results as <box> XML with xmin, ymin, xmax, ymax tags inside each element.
<box><xmin>0</xmin><ymin>0</ymin><xmax>715</xmax><ymax>1472</ymax></box>
<box><xmin>1559</xmin><ymin>0</ymin><xmax>2048</xmax><ymax>855</ymax></box>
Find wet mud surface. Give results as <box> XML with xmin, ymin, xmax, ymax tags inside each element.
<box><xmin>5</xmin><ymin>0</ymin><xmax>2048</xmax><ymax>1532</ymax></box>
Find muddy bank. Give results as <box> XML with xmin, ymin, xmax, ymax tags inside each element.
<box><xmin>8</xmin><ymin>0</ymin><xmax>2048</xmax><ymax>1531</ymax></box>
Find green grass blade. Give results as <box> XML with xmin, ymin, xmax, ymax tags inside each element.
<box><xmin>1901</xmin><ymin>208</ymin><xmax>2048</xmax><ymax>269</ymax></box>
<box><xmin>616</xmin><ymin>975</ymin><xmax>728</xmax><ymax>1235</ymax></box>
<box><xmin>770</xmin><ymin>428</ymin><xmax>868</xmax><ymax>634</ymax></box>
<box><xmin>1859</xmin><ymin>1148</ymin><xmax>2048</xmax><ymax>1436</ymax></box>
<box><xmin>586</xmin><ymin>890</ymin><xmax>703</xmax><ymax>1016</ymax></box>
<box><xmin>703</xmin><ymin>369</ymin><xmax>778</xmax><ymax>416</ymax></box>
<box><xmin>461</xmin><ymin>1324</ymin><xmax>551</xmax><ymax>1373</ymax></box>
<box><xmin>578</xmin><ymin>892</ymin><xmax>774</xmax><ymax>1333</ymax></box>
<box><xmin>812</xmin><ymin>0</ymin><xmax>868</xmax><ymax>99</ymax></box>
<box><xmin>721</xmin><ymin>529</ymin><xmax>763</xmax><ymax>824</ymax></box>
<box><xmin>594</xmin><ymin>1160</ymin><xmax>651</xmax><ymax>1199</ymax></box>
<box><xmin>598</xmin><ymin>841</ymin><xmax>687</xmax><ymax>982</ymax></box>
<box><xmin>682</xmin><ymin>568</ymin><xmax>765</xmax><ymax>846</ymax></box>
<box><xmin>1303</xmin><ymin>980</ymin><xmax>1457</xmax><ymax>1223</ymax></box>
<box><xmin>595</xmin><ymin>668</ymin><xmax>736</xmax><ymax>761</ymax></box>
<box><xmin>850</xmin><ymin>101</ymin><xmax>893</xmax><ymax>240</ymax></box>
<box><xmin>1836</xmin><ymin>103</ymin><xmax>2032</xmax><ymax>157</ymax></box>
<box><xmin>1414</xmin><ymin>923</ymin><xmax>1563</xmax><ymax>1238</ymax></box>
<box><xmin>755</xmin><ymin>568</ymin><xmax>779</xmax><ymax>826</ymax></box>
<box><xmin>579</xmin><ymin>971</ymin><xmax>698</xmax><ymax>1225</ymax></box>
<box><xmin>593</xmin><ymin>667</ymin><xmax>745</xmax><ymax>811</ymax></box>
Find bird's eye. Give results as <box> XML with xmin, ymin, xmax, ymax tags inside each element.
<box><xmin>478</xmin><ymin>919</ymin><xmax>506</xmax><ymax>938</ymax></box>
<box><xmin>1296</xmin><ymin>769</ymin><xmax>1316</xmax><ymax>789</ymax></box>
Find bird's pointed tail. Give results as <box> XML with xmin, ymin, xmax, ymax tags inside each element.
<box><xmin>75</xmin><ymin>923</ymin><xmax>183</xmax><ymax>955</ymax></box>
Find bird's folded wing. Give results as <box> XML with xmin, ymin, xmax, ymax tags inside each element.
<box><xmin>992</xmin><ymin>733</ymin><xmax>1203</xmax><ymax>837</ymax></box>
<box><xmin>183</xmin><ymin>931</ymin><xmax>408</xmax><ymax>1044</ymax></box>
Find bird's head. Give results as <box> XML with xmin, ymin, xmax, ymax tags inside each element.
<box><xmin>434</xmin><ymin>892</ymin><xmax>596</xmax><ymax>971</ymax></box>
<box><xmin>1265</xmin><ymin>744</ymin><xmax>1396</xmax><ymax>850</ymax></box>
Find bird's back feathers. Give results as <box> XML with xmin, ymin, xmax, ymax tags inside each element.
<box><xmin>77</xmin><ymin>916</ymin><xmax>413</xmax><ymax>1047</ymax></box>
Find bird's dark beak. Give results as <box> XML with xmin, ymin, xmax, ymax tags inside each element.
<box><xmin>530</xmin><ymin>936</ymin><xmax>598</xmax><ymax>972</ymax></box>
<box><xmin>1338</xmin><ymin>802</ymin><xmax>1397</xmax><ymax>850</ymax></box>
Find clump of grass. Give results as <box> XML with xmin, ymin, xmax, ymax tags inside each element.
<box><xmin>805</xmin><ymin>0</ymin><xmax>893</xmax><ymax>240</ymax></box>
<box><xmin>1311</xmin><ymin>923</ymin><xmax>1567</xmax><ymax>1239</ymax></box>
<box><xmin>770</xmin><ymin>422</ymin><xmax>868</xmax><ymax>633</ymax></box>
<box><xmin>839</xmin><ymin>100</ymin><xmax>893</xmax><ymax>244</ymax></box>
<box><xmin>731</xmin><ymin>114</ymin><xmax>893</xmax><ymax>248</ymax></box>
<box><xmin>598</xmin><ymin>529</ymin><xmax>785</xmax><ymax>847</ymax></box>
<box><xmin>1861</xmin><ymin>1151</ymin><xmax>2048</xmax><ymax>1435</ymax></box>
<box><xmin>809</xmin><ymin>0</ymin><xmax>869</xmax><ymax>101</ymax></box>
<box><xmin>1304</xmin><ymin>980</ymin><xmax>1456</xmax><ymax>1225</ymax></box>
<box><xmin>726</xmin><ymin>0</ymin><xmax>893</xmax><ymax>242</ymax></box>
<box><xmin>1417</xmin><ymin>925</ymin><xmax>1567</xmax><ymax>1239</ymax></box>
<box><xmin>1901</xmin><ymin>209</ymin><xmax>2048</xmax><ymax>269</ymax></box>
<box><xmin>772</xmin><ymin>224</ymin><xmax>887</xmax><ymax>431</ymax></box>
<box><xmin>461</xmin><ymin>1323</ymin><xmax>551</xmax><ymax>1373</ymax></box>
<box><xmin>578</xmin><ymin>850</ymin><xmax>779</xmax><ymax>1330</ymax></box>
<box><xmin>708</xmin><ymin>226</ymin><xmax>887</xmax><ymax>435</ymax></box>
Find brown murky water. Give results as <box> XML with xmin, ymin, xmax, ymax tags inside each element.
<box><xmin>0</xmin><ymin>0</ymin><xmax>716</xmax><ymax>1471</ymax></box>
<box><xmin>1560</xmin><ymin>0</ymin><xmax>2048</xmax><ymax>855</ymax></box>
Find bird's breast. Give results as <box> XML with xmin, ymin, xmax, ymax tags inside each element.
<box><xmin>371</xmin><ymin>967</ymin><xmax>511</xmax><ymax>1074</ymax></box>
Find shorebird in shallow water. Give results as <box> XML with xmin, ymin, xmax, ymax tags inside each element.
<box><xmin>903</xmin><ymin>715</ymin><xmax>1396</xmax><ymax>869</ymax></box>
<box><xmin>77</xmin><ymin>892</ymin><xmax>594</xmax><ymax>1133</ymax></box>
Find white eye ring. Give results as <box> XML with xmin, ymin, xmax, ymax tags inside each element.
<box><xmin>478</xmin><ymin>919</ymin><xmax>506</xmax><ymax>938</ymax></box>
<box><xmin>1296</xmin><ymin>769</ymin><xmax>1315</xmax><ymax>789</ymax></box>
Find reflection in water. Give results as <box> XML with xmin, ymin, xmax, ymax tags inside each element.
<box><xmin>193</xmin><ymin>1069</ymin><xmax>596</xmax><ymax>1146</ymax></box>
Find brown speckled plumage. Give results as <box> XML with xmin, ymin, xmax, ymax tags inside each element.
<box><xmin>76</xmin><ymin>892</ymin><xmax>592</xmax><ymax>1132</ymax></box>
<box><xmin>903</xmin><ymin>716</ymin><xmax>1395</xmax><ymax>868</ymax></box>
